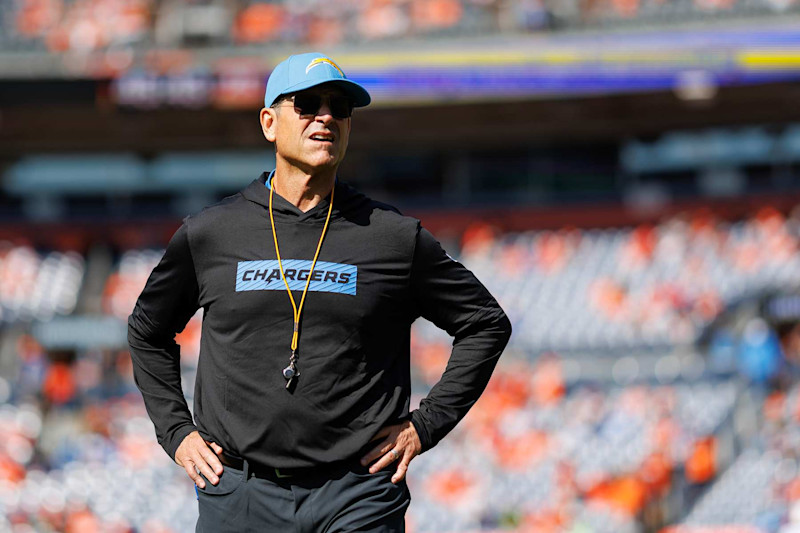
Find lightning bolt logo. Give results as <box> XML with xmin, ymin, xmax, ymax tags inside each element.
<box><xmin>306</xmin><ymin>58</ymin><xmax>344</xmax><ymax>76</ymax></box>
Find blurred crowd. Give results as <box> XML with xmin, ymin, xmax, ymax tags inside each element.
<box><xmin>0</xmin><ymin>244</ymin><xmax>82</xmax><ymax>324</ymax></box>
<box><xmin>4</xmin><ymin>204</ymin><xmax>800</xmax><ymax>531</ymax></box>
<box><xmin>407</xmin><ymin>350</ymin><xmax>740</xmax><ymax>532</ymax></box>
<box><xmin>3</xmin><ymin>0</ymin><xmax>797</xmax><ymax>53</ymax></box>
<box><xmin>674</xmin><ymin>380</ymin><xmax>800</xmax><ymax>532</ymax></box>
<box><xmin>454</xmin><ymin>206</ymin><xmax>800</xmax><ymax>354</ymax></box>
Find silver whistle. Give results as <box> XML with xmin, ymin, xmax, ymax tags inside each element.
<box><xmin>284</xmin><ymin>350</ymin><xmax>299</xmax><ymax>389</ymax></box>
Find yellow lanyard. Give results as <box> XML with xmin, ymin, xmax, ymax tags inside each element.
<box><xmin>268</xmin><ymin>177</ymin><xmax>335</xmax><ymax>389</ymax></box>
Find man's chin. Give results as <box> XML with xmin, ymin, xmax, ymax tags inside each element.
<box><xmin>308</xmin><ymin>154</ymin><xmax>344</xmax><ymax>170</ymax></box>
<box><xmin>297</xmin><ymin>160</ymin><xmax>341</xmax><ymax>176</ymax></box>
<box><xmin>282</xmin><ymin>152</ymin><xmax>344</xmax><ymax>174</ymax></box>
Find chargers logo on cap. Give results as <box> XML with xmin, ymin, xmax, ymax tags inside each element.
<box><xmin>306</xmin><ymin>57</ymin><xmax>344</xmax><ymax>76</ymax></box>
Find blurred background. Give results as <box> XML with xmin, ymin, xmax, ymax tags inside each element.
<box><xmin>3</xmin><ymin>0</ymin><xmax>800</xmax><ymax>532</ymax></box>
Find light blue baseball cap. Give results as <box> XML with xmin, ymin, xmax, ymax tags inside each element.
<box><xmin>264</xmin><ymin>52</ymin><xmax>371</xmax><ymax>108</ymax></box>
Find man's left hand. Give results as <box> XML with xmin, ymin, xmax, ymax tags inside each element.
<box><xmin>360</xmin><ymin>420</ymin><xmax>422</xmax><ymax>484</ymax></box>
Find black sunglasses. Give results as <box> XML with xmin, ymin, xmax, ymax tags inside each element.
<box><xmin>282</xmin><ymin>93</ymin><xmax>354</xmax><ymax>120</ymax></box>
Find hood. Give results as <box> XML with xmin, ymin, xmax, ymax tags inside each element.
<box><xmin>241</xmin><ymin>172</ymin><xmax>371</xmax><ymax>223</ymax></box>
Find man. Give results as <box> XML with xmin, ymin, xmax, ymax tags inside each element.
<box><xmin>128</xmin><ymin>52</ymin><xmax>511</xmax><ymax>532</ymax></box>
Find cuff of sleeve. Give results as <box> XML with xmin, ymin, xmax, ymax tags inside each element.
<box><xmin>410</xmin><ymin>410</ymin><xmax>433</xmax><ymax>453</ymax></box>
<box><xmin>165</xmin><ymin>424</ymin><xmax>198</xmax><ymax>462</ymax></box>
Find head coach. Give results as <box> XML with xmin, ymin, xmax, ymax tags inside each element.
<box><xmin>128</xmin><ymin>52</ymin><xmax>512</xmax><ymax>532</ymax></box>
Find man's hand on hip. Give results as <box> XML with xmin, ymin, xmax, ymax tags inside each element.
<box><xmin>175</xmin><ymin>430</ymin><xmax>225</xmax><ymax>489</ymax></box>
<box><xmin>360</xmin><ymin>420</ymin><xmax>422</xmax><ymax>484</ymax></box>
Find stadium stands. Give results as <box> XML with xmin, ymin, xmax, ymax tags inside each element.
<box><xmin>415</xmin><ymin>206</ymin><xmax>800</xmax><ymax>352</ymax></box>
<box><xmin>3</xmin><ymin>203</ymin><xmax>800</xmax><ymax>531</ymax></box>
<box><xmin>3</xmin><ymin>0</ymin><xmax>799</xmax><ymax>53</ymax></box>
<box><xmin>0</xmin><ymin>245</ymin><xmax>83</xmax><ymax>323</ymax></box>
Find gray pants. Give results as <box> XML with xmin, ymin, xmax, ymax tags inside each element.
<box><xmin>195</xmin><ymin>459</ymin><xmax>410</xmax><ymax>533</ymax></box>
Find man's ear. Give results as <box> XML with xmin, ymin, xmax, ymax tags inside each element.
<box><xmin>260</xmin><ymin>107</ymin><xmax>277</xmax><ymax>143</ymax></box>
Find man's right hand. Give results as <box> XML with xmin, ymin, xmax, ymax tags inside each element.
<box><xmin>175</xmin><ymin>431</ymin><xmax>225</xmax><ymax>489</ymax></box>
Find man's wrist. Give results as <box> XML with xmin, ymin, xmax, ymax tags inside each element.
<box><xmin>409</xmin><ymin>411</ymin><xmax>431</xmax><ymax>453</ymax></box>
<box><xmin>166</xmin><ymin>423</ymin><xmax>199</xmax><ymax>462</ymax></box>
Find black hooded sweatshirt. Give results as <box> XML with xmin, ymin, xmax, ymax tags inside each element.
<box><xmin>128</xmin><ymin>172</ymin><xmax>511</xmax><ymax>469</ymax></box>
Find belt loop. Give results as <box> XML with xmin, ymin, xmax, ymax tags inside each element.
<box><xmin>242</xmin><ymin>458</ymin><xmax>250</xmax><ymax>479</ymax></box>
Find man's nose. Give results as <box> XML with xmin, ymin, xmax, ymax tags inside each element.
<box><xmin>315</xmin><ymin>100</ymin><xmax>334</xmax><ymax>122</ymax></box>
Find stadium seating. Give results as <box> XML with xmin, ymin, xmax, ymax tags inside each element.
<box><xmin>2</xmin><ymin>0</ymin><xmax>799</xmax><ymax>53</ymax></box>
<box><xmin>416</xmin><ymin>207</ymin><xmax>800</xmax><ymax>353</ymax></box>
<box><xmin>0</xmin><ymin>244</ymin><xmax>83</xmax><ymax>323</ymax></box>
<box><xmin>3</xmin><ymin>204</ymin><xmax>800</xmax><ymax>531</ymax></box>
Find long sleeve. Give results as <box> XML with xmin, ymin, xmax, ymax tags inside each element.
<box><xmin>408</xmin><ymin>225</ymin><xmax>512</xmax><ymax>452</ymax></box>
<box><xmin>127</xmin><ymin>223</ymin><xmax>201</xmax><ymax>461</ymax></box>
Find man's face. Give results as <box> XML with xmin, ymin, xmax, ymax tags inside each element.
<box><xmin>261</xmin><ymin>84</ymin><xmax>353</xmax><ymax>174</ymax></box>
